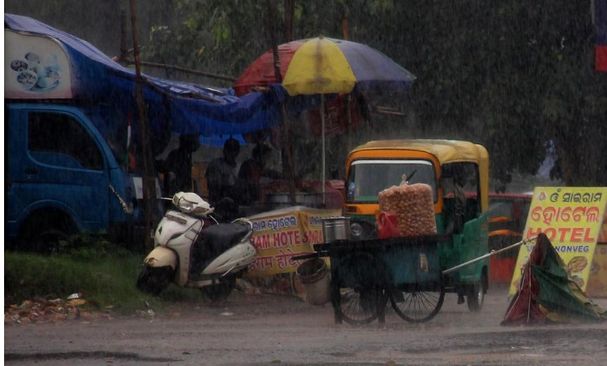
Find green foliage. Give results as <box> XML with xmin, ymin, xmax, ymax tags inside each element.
<box><xmin>4</xmin><ymin>238</ymin><xmax>199</xmax><ymax>314</ymax></box>
<box><xmin>141</xmin><ymin>0</ymin><xmax>606</xmax><ymax>186</ymax></box>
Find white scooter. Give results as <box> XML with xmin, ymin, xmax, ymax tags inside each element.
<box><xmin>136</xmin><ymin>192</ymin><xmax>256</xmax><ymax>302</ymax></box>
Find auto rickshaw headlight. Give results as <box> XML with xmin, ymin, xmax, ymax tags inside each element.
<box><xmin>350</xmin><ymin>222</ymin><xmax>364</xmax><ymax>240</ymax></box>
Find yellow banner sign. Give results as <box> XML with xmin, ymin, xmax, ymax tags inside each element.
<box><xmin>246</xmin><ymin>206</ymin><xmax>341</xmax><ymax>276</ymax></box>
<box><xmin>587</xmin><ymin>244</ymin><xmax>607</xmax><ymax>298</ymax></box>
<box><xmin>509</xmin><ymin>187</ymin><xmax>607</xmax><ymax>296</ymax></box>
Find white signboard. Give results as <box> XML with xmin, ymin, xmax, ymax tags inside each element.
<box><xmin>5</xmin><ymin>30</ymin><xmax>73</xmax><ymax>99</ymax></box>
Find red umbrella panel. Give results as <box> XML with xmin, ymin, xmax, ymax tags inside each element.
<box><xmin>234</xmin><ymin>40</ymin><xmax>304</xmax><ymax>96</ymax></box>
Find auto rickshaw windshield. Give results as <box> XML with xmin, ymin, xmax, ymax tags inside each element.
<box><xmin>346</xmin><ymin>159</ymin><xmax>437</xmax><ymax>203</ymax></box>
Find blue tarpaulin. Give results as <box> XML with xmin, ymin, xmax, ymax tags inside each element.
<box><xmin>5</xmin><ymin>14</ymin><xmax>285</xmax><ymax>141</ymax></box>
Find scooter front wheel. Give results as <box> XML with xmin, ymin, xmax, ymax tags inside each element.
<box><xmin>136</xmin><ymin>265</ymin><xmax>173</xmax><ymax>296</ymax></box>
<box><xmin>200</xmin><ymin>276</ymin><xmax>236</xmax><ymax>303</ymax></box>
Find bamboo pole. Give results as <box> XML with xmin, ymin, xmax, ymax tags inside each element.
<box><xmin>321</xmin><ymin>95</ymin><xmax>326</xmax><ymax>205</ymax></box>
<box><xmin>266</xmin><ymin>0</ymin><xmax>297</xmax><ymax>205</ymax></box>
<box><xmin>346</xmin><ymin>94</ymin><xmax>352</xmax><ymax>152</ymax></box>
<box><xmin>129</xmin><ymin>0</ymin><xmax>157</xmax><ymax>249</ymax></box>
<box><xmin>119</xmin><ymin>10</ymin><xmax>128</xmax><ymax>64</ymax></box>
<box><xmin>284</xmin><ymin>0</ymin><xmax>294</xmax><ymax>42</ymax></box>
<box><xmin>124</xmin><ymin>60</ymin><xmax>236</xmax><ymax>82</ymax></box>
<box><xmin>442</xmin><ymin>236</ymin><xmax>537</xmax><ymax>275</ymax></box>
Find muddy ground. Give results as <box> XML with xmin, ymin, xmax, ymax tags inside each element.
<box><xmin>4</xmin><ymin>286</ymin><xmax>607</xmax><ymax>366</ymax></box>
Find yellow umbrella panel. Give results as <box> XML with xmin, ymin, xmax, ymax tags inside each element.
<box><xmin>283</xmin><ymin>37</ymin><xmax>356</xmax><ymax>96</ymax></box>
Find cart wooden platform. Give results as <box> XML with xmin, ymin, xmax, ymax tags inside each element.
<box><xmin>297</xmin><ymin>234</ymin><xmax>451</xmax><ymax>325</ymax></box>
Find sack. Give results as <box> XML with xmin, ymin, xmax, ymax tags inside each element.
<box><xmin>377</xmin><ymin>182</ymin><xmax>437</xmax><ymax>237</ymax></box>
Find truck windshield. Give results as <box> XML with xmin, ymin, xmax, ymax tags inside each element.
<box><xmin>346</xmin><ymin>160</ymin><xmax>437</xmax><ymax>203</ymax></box>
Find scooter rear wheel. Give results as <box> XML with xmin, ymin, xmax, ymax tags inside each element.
<box><xmin>201</xmin><ymin>276</ymin><xmax>236</xmax><ymax>303</ymax></box>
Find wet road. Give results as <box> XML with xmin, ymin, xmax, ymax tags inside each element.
<box><xmin>5</xmin><ymin>286</ymin><xmax>607</xmax><ymax>365</ymax></box>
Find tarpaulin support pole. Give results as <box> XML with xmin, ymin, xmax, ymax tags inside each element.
<box><xmin>321</xmin><ymin>95</ymin><xmax>326</xmax><ymax>205</ymax></box>
<box><xmin>130</xmin><ymin>0</ymin><xmax>157</xmax><ymax>249</ymax></box>
<box><xmin>442</xmin><ymin>237</ymin><xmax>537</xmax><ymax>275</ymax></box>
<box><xmin>267</xmin><ymin>0</ymin><xmax>296</xmax><ymax>204</ymax></box>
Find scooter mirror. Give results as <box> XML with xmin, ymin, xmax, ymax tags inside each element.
<box><xmin>172</xmin><ymin>192</ymin><xmax>214</xmax><ymax>217</ymax></box>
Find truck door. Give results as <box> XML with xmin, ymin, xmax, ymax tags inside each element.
<box><xmin>9</xmin><ymin>108</ymin><xmax>111</xmax><ymax>234</ymax></box>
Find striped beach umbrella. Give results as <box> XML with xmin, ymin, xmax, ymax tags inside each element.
<box><xmin>235</xmin><ymin>37</ymin><xmax>416</xmax><ymax>203</ymax></box>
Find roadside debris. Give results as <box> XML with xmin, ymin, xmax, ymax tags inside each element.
<box><xmin>4</xmin><ymin>296</ymin><xmax>110</xmax><ymax>324</ymax></box>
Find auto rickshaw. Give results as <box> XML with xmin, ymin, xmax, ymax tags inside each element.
<box><xmin>342</xmin><ymin>139</ymin><xmax>490</xmax><ymax>315</ymax></box>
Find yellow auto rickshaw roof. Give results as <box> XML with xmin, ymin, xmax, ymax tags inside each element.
<box><xmin>349</xmin><ymin>139</ymin><xmax>488</xmax><ymax>165</ymax></box>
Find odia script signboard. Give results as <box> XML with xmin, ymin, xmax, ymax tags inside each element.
<box><xmin>247</xmin><ymin>206</ymin><xmax>341</xmax><ymax>276</ymax></box>
<box><xmin>509</xmin><ymin>187</ymin><xmax>607</xmax><ymax>296</ymax></box>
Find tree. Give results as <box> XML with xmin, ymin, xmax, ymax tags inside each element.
<box><xmin>15</xmin><ymin>0</ymin><xmax>603</xmax><ymax>186</ymax></box>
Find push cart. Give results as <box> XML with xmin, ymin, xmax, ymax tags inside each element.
<box><xmin>296</xmin><ymin>233</ymin><xmax>533</xmax><ymax>325</ymax></box>
<box><xmin>297</xmin><ymin>234</ymin><xmax>449</xmax><ymax>325</ymax></box>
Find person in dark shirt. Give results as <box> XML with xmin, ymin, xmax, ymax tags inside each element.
<box><xmin>238</xmin><ymin>143</ymin><xmax>273</xmax><ymax>205</ymax></box>
<box><xmin>205</xmin><ymin>137</ymin><xmax>241</xmax><ymax>206</ymax></box>
<box><xmin>158</xmin><ymin>134</ymin><xmax>200</xmax><ymax>195</ymax></box>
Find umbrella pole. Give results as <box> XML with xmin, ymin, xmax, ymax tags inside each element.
<box><xmin>346</xmin><ymin>94</ymin><xmax>352</xmax><ymax>152</ymax></box>
<box><xmin>282</xmin><ymin>105</ymin><xmax>297</xmax><ymax>205</ymax></box>
<box><xmin>321</xmin><ymin>94</ymin><xmax>326</xmax><ymax>206</ymax></box>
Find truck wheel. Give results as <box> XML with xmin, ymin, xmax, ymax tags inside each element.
<box><xmin>136</xmin><ymin>265</ymin><xmax>173</xmax><ymax>296</ymax></box>
<box><xmin>18</xmin><ymin>211</ymin><xmax>75</xmax><ymax>253</ymax></box>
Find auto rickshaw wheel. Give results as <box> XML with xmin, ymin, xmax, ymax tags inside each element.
<box><xmin>334</xmin><ymin>252</ymin><xmax>387</xmax><ymax>325</ymax></box>
<box><xmin>466</xmin><ymin>272</ymin><xmax>487</xmax><ymax>312</ymax></box>
<box><xmin>389</xmin><ymin>284</ymin><xmax>445</xmax><ymax>322</ymax></box>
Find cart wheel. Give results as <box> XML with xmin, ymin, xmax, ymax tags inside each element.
<box><xmin>389</xmin><ymin>285</ymin><xmax>445</xmax><ymax>323</ymax></box>
<box><xmin>335</xmin><ymin>252</ymin><xmax>387</xmax><ymax>325</ymax></box>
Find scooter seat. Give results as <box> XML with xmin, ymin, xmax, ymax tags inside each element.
<box><xmin>203</xmin><ymin>222</ymin><xmax>251</xmax><ymax>252</ymax></box>
<box><xmin>190</xmin><ymin>222</ymin><xmax>251</xmax><ymax>276</ymax></box>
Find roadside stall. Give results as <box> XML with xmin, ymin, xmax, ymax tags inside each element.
<box><xmin>244</xmin><ymin>205</ymin><xmax>341</xmax><ymax>297</ymax></box>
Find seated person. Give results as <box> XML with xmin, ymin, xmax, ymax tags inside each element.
<box><xmin>441</xmin><ymin>173</ymin><xmax>466</xmax><ymax>235</ymax></box>
<box><xmin>205</xmin><ymin>138</ymin><xmax>241</xmax><ymax>206</ymax></box>
<box><xmin>238</xmin><ymin>143</ymin><xmax>280</xmax><ymax>205</ymax></box>
<box><xmin>157</xmin><ymin>134</ymin><xmax>200</xmax><ymax>196</ymax></box>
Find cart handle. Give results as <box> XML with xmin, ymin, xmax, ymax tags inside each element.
<box><xmin>291</xmin><ymin>253</ymin><xmax>321</xmax><ymax>261</ymax></box>
<box><xmin>441</xmin><ymin>236</ymin><xmax>537</xmax><ymax>275</ymax></box>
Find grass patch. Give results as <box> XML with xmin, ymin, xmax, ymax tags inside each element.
<box><xmin>4</xmin><ymin>236</ymin><xmax>200</xmax><ymax>314</ymax></box>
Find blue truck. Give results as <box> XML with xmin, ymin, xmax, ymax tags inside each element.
<box><xmin>4</xmin><ymin>14</ymin><xmax>282</xmax><ymax>250</ymax></box>
<box><xmin>5</xmin><ymin>102</ymin><xmax>145</xmax><ymax>249</ymax></box>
